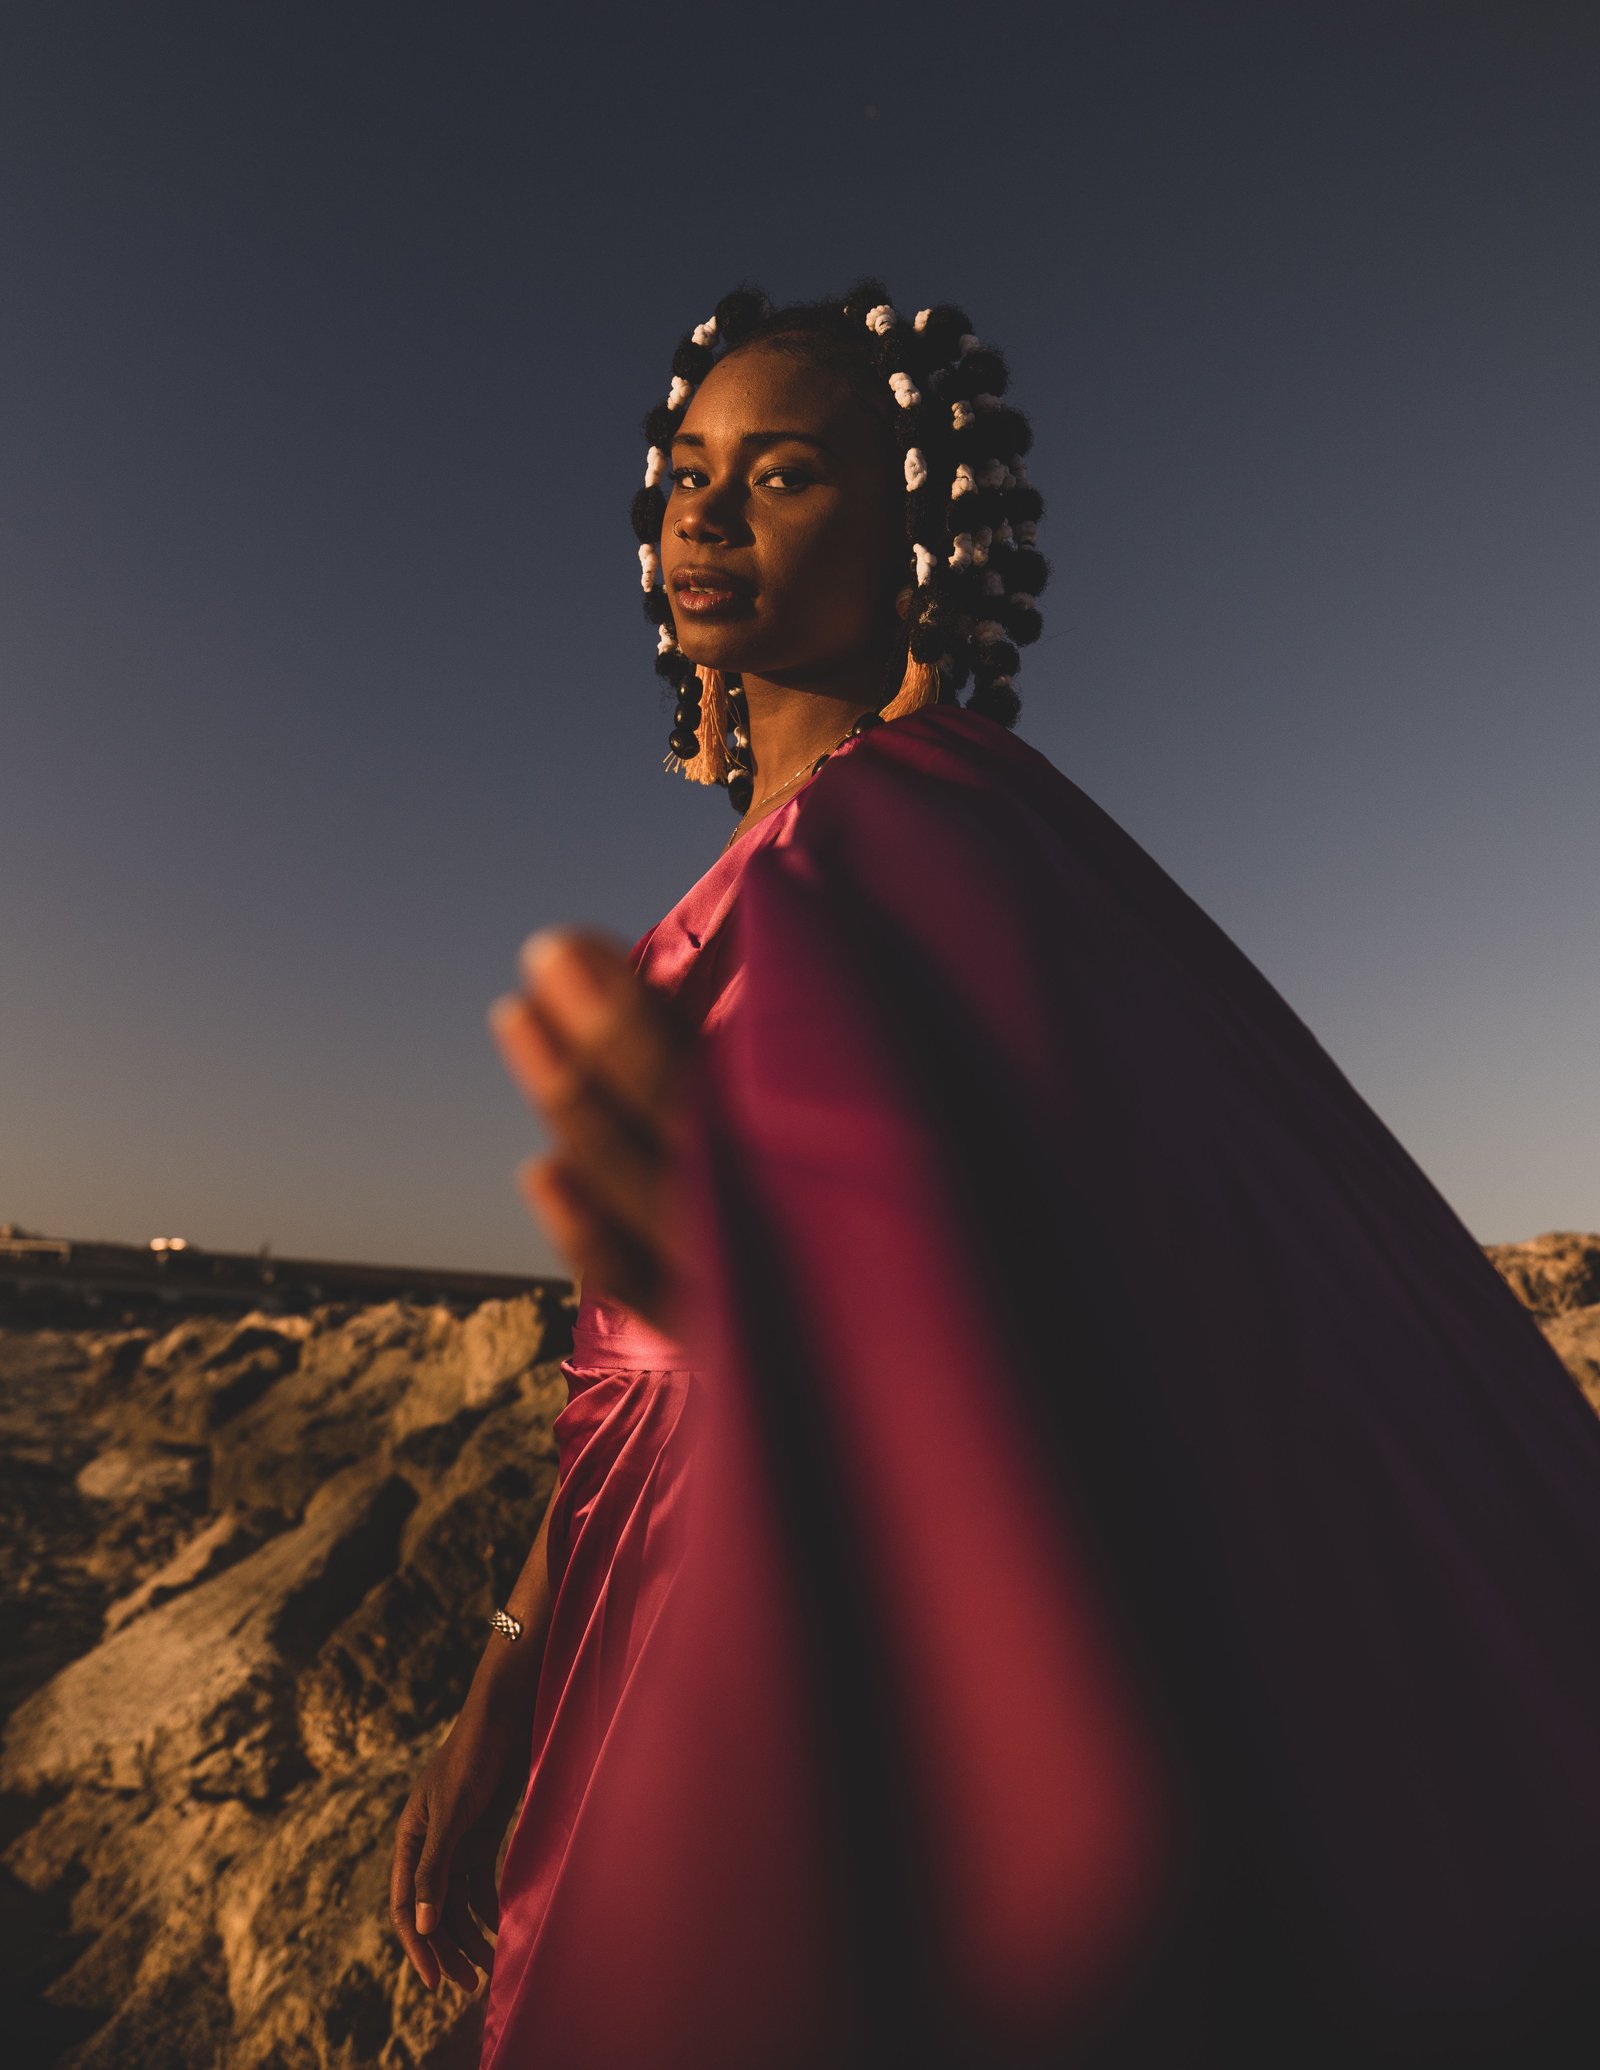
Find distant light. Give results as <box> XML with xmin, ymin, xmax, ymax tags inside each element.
<box><xmin>149</xmin><ymin>1236</ymin><xmax>190</xmax><ymax>1252</ymax></box>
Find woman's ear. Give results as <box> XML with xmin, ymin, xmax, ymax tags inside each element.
<box><xmin>894</xmin><ymin>584</ymin><xmax>915</xmax><ymax>623</ymax></box>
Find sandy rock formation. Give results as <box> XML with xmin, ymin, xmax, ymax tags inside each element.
<box><xmin>3</xmin><ymin>1288</ymin><xmax>573</xmax><ymax>2069</ymax></box>
<box><xmin>1483</xmin><ymin>1229</ymin><xmax>1600</xmax><ymax>1414</ymax></box>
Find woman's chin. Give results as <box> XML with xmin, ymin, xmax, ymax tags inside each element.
<box><xmin>679</xmin><ymin>640</ymin><xmax>756</xmax><ymax>678</ymax></box>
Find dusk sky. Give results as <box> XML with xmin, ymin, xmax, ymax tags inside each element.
<box><xmin>3</xmin><ymin>3</ymin><xmax>1596</xmax><ymax>1277</ymax></box>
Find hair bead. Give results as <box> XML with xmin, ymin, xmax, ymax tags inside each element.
<box><xmin>888</xmin><ymin>371</ymin><xmax>921</xmax><ymax>409</ymax></box>
<box><xmin>631</xmin><ymin>485</ymin><xmax>666</xmax><ymax>541</ymax></box>
<box><xmin>643</xmin><ymin>402</ymin><xmax>679</xmax><ymax>447</ymax></box>
<box><xmin>913</xmin><ymin>543</ymin><xmax>936</xmax><ymax>587</ymax></box>
<box><xmin>666</xmin><ymin>375</ymin><xmax>692</xmax><ymax>411</ymax></box>
<box><xmin>638</xmin><ymin>542</ymin><xmax>660</xmax><ymax>591</ymax></box>
<box><xmin>672</xmin><ymin>336</ymin><xmax>716</xmax><ymax>382</ymax></box>
<box><xmin>644</xmin><ymin>445</ymin><xmax>669</xmax><ymax>488</ymax></box>
<box><xmin>904</xmin><ymin>448</ymin><xmax>928</xmax><ymax>491</ymax></box>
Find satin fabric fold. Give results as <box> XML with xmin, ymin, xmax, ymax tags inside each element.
<box><xmin>482</xmin><ymin>705</ymin><xmax>1600</xmax><ymax>2067</ymax></box>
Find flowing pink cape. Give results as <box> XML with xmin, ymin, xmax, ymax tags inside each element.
<box><xmin>482</xmin><ymin>706</ymin><xmax>1600</xmax><ymax>2068</ymax></box>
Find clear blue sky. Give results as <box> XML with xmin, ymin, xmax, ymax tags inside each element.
<box><xmin>3</xmin><ymin>2</ymin><xmax>1596</xmax><ymax>1274</ymax></box>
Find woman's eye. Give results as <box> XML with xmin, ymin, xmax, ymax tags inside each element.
<box><xmin>669</xmin><ymin>467</ymin><xmax>706</xmax><ymax>490</ymax></box>
<box><xmin>760</xmin><ymin>468</ymin><xmax>813</xmax><ymax>491</ymax></box>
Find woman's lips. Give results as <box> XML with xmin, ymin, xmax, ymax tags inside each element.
<box><xmin>671</xmin><ymin>570</ymin><xmax>755</xmax><ymax>617</ymax></box>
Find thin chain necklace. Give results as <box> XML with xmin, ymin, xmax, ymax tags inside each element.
<box><xmin>721</xmin><ymin>712</ymin><xmax>876</xmax><ymax>854</ymax></box>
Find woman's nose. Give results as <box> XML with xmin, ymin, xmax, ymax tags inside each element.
<box><xmin>675</xmin><ymin>480</ymin><xmax>747</xmax><ymax>544</ymax></box>
<box><xmin>675</xmin><ymin>504</ymin><xmax>724</xmax><ymax>542</ymax></box>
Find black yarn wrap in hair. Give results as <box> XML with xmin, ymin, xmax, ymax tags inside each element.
<box><xmin>632</xmin><ymin>278</ymin><xmax>1049</xmax><ymax>767</ymax></box>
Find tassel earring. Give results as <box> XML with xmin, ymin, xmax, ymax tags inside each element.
<box><xmin>879</xmin><ymin>655</ymin><xmax>941</xmax><ymax>722</ymax></box>
<box><xmin>663</xmin><ymin>663</ymin><xmax>732</xmax><ymax>784</ymax></box>
<box><xmin>879</xmin><ymin>586</ymin><xmax>941</xmax><ymax>722</ymax></box>
<box><xmin>679</xmin><ymin>667</ymin><xmax>732</xmax><ymax>783</ymax></box>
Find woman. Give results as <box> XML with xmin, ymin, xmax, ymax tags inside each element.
<box><xmin>393</xmin><ymin>286</ymin><xmax>1600</xmax><ymax>2067</ymax></box>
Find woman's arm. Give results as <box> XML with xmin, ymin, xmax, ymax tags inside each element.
<box><xmin>390</xmin><ymin>1478</ymin><xmax>561</xmax><ymax>1993</ymax></box>
<box><xmin>456</xmin><ymin>1472</ymin><xmax>560</xmax><ymax>1730</ymax></box>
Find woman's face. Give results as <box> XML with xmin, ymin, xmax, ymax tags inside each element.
<box><xmin>659</xmin><ymin>343</ymin><xmax>906</xmax><ymax>686</ymax></box>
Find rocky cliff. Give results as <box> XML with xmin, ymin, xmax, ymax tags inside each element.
<box><xmin>4</xmin><ymin>1234</ymin><xmax>1599</xmax><ymax>2068</ymax></box>
<box><xmin>3</xmin><ymin>1288</ymin><xmax>573</xmax><ymax>2069</ymax></box>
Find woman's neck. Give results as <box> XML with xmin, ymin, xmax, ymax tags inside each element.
<box><xmin>735</xmin><ymin>672</ymin><xmax>882</xmax><ymax>807</ymax></box>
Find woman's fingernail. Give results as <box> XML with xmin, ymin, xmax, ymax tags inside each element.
<box><xmin>415</xmin><ymin>1901</ymin><xmax>437</xmax><ymax>1934</ymax></box>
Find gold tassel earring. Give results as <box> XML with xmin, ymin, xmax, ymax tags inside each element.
<box><xmin>676</xmin><ymin>666</ymin><xmax>732</xmax><ymax>784</ymax></box>
<box><xmin>879</xmin><ymin>655</ymin><xmax>941</xmax><ymax>722</ymax></box>
<box><xmin>879</xmin><ymin>587</ymin><xmax>941</xmax><ymax>722</ymax></box>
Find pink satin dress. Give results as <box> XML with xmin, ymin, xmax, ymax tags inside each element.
<box><xmin>479</xmin><ymin>704</ymin><xmax>1600</xmax><ymax>2065</ymax></box>
<box><xmin>477</xmin><ymin>789</ymin><xmax>814</xmax><ymax>2069</ymax></box>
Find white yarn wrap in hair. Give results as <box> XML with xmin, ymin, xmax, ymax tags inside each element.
<box><xmin>983</xmin><ymin>571</ymin><xmax>1005</xmax><ymax>595</ymax></box>
<box><xmin>951</xmin><ymin>464</ymin><xmax>977</xmax><ymax>499</ymax></box>
<box><xmin>948</xmin><ymin>532</ymin><xmax>975</xmax><ymax>569</ymax></box>
<box><xmin>913</xmin><ymin>308</ymin><xmax>932</xmax><ymax>331</ymax></box>
<box><xmin>1009</xmin><ymin>592</ymin><xmax>1037</xmax><ymax>611</ymax></box>
<box><xmin>644</xmin><ymin>446</ymin><xmax>669</xmax><ymax>488</ymax></box>
<box><xmin>974</xmin><ymin>620</ymin><xmax>1009</xmax><ymax>644</ymax></box>
<box><xmin>666</xmin><ymin>375</ymin><xmax>692</xmax><ymax>410</ymax></box>
<box><xmin>656</xmin><ymin>624</ymin><xmax>677</xmax><ymax>655</ymax></box>
<box><xmin>973</xmin><ymin>527</ymin><xmax>992</xmax><ymax>566</ymax></box>
<box><xmin>904</xmin><ymin>448</ymin><xmax>928</xmax><ymax>491</ymax></box>
<box><xmin>864</xmin><ymin>303</ymin><xmax>897</xmax><ymax>335</ymax></box>
<box><xmin>1015</xmin><ymin>520</ymin><xmax>1038</xmax><ymax>546</ymax></box>
<box><xmin>691</xmin><ymin>317</ymin><xmax>718</xmax><ymax>348</ymax></box>
<box><xmin>639</xmin><ymin>543</ymin><xmax>660</xmax><ymax>591</ymax></box>
<box><xmin>977</xmin><ymin>460</ymin><xmax>1013</xmax><ymax>491</ymax></box>
<box><xmin>888</xmin><ymin>371</ymin><xmax>921</xmax><ymax>409</ymax></box>
<box><xmin>958</xmin><ymin>334</ymin><xmax>981</xmax><ymax>356</ymax></box>
<box><xmin>913</xmin><ymin>543</ymin><xmax>936</xmax><ymax>587</ymax></box>
<box><xmin>951</xmin><ymin>401</ymin><xmax>974</xmax><ymax>431</ymax></box>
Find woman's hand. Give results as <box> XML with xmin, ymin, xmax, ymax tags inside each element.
<box><xmin>391</xmin><ymin>1702</ymin><xmax>527</xmax><ymax>1995</ymax></box>
<box><xmin>490</xmin><ymin>928</ymin><xmax>695</xmax><ymax>1332</ymax></box>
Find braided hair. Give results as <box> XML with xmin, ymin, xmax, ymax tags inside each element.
<box><xmin>630</xmin><ymin>281</ymin><xmax>1048</xmax><ymax>813</ymax></box>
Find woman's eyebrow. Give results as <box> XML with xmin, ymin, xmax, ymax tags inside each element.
<box><xmin>670</xmin><ymin>430</ymin><xmax>833</xmax><ymax>452</ymax></box>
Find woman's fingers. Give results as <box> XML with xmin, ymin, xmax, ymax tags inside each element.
<box><xmin>536</xmin><ymin>1077</ymin><xmax>670</xmax><ymax>1255</ymax></box>
<box><xmin>390</xmin><ymin>1806</ymin><xmax>442</xmax><ymax>1993</ymax></box>
<box><xmin>444</xmin><ymin>1892</ymin><xmax>496</xmax><ymax>1979</ymax></box>
<box><xmin>517</xmin><ymin>929</ymin><xmax>691</xmax><ymax>1134</ymax></box>
<box><xmin>491</xmin><ymin>926</ymin><xmax>695</xmax><ymax>1327</ymax></box>
<box><xmin>519</xmin><ymin>1157</ymin><xmax>668</xmax><ymax>1322</ymax></box>
<box><xmin>466</xmin><ymin>1851</ymin><xmax>502</xmax><ymax>1938</ymax></box>
<box><xmin>490</xmin><ymin>993</ymin><xmax>588</xmax><ymax>1126</ymax></box>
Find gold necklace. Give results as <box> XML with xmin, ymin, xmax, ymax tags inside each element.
<box><xmin>721</xmin><ymin>714</ymin><xmax>874</xmax><ymax>854</ymax></box>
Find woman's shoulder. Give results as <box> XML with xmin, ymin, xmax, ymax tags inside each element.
<box><xmin>777</xmin><ymin>702</ymin><xmax>1113</xmax><ymax>901</ymax></box>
